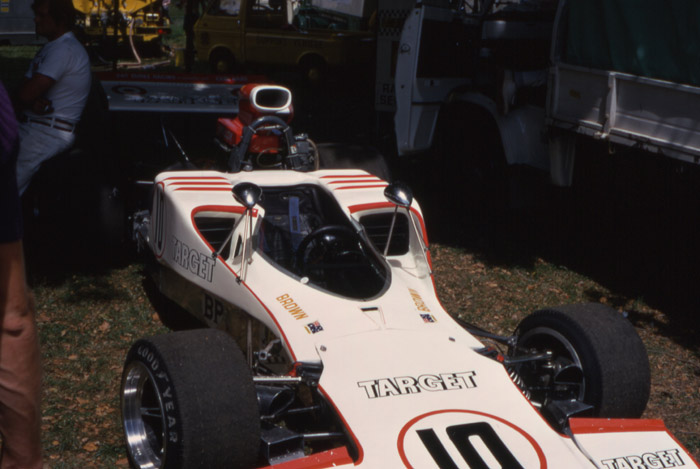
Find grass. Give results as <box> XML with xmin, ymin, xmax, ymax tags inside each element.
<box><xmin>32</xmin><ymin>265</ymin><xmax>167</xmax><ymax>467</ymax></box>
<box><xmin>25</xmin><ymin>244</ymin><xmax>700</xmax><ymax>467</ymax></box>
<box><xmin>0</xmin><ymin>45</ymin><xmax>39</xmax><ymax>91</ymax></box>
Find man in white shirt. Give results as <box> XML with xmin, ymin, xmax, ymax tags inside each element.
<box><xmin>14</xmin><ymin>0</ymin><xmax>91</xmax><ymax>196</ymax></box>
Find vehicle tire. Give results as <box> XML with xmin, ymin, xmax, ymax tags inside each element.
<box><xmin>299</xmin><ymin>55</ymin><xmax>327</xmax><ymax>84</ymax></box>
<box><xmin>121</xmin><ymin>329</ymin><xmax>260</xmax><ymax>469</ymax></box>
<box><xmin>420</xmin><ymin>103</ymin><xmax>509</xmax><ymax>244</ymax></box>
<box><xmin>436</xmin><ymin>104</ymin><xmax>509</xmax><ymax>209</ymax></box>
<box><xmin>512</xmin><ymin>303</ymin><xmax>650</xmax><ymax>418</ymax></box>
<box><xmin>209</xmin><ymin>49</ymin><xmax>238</xmax><ymax>74</ymax></box>
<box><xmin>317</xmin><ymin>142</ymin><xmax>391</xmax><ymax>181</ymax></box>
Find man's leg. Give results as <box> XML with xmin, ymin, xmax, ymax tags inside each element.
<box><xmin>16</xmin><ymin>125</ymin><xmax>74</xmax><ymax>196</ymax></box>
<box><xmin>0</xmin><ymin>241</ymin><xmax>43</xmax><ymax>469</ymax></box>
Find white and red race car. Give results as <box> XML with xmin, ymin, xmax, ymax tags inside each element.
<box><xmin>120</xmin><ymin>84</ymin><xmax>699</xmax><ymax>469</ymax></box>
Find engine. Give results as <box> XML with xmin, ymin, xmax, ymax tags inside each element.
<box><xmin>216</xmin><ymin>84</ymin><xmax>318</xmax><ymax>172</ymax></box>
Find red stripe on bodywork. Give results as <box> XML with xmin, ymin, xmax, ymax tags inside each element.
<box><xmin>569</xmin><ymin>418</ymin><xmax>667</xmax><ymax>434</ymax></box>
<box><xmin>174</xmin><ymin>187</ymin><xmax>233</xmax><ymax>191</ymax></box>
<box><xmin>259</xmin><ymin>447</ymin><xmax>353</xmax><ymax>469</ymax></box>
<box><xmin>327</xmin><ymin>179</ymin><xmax>382</xmax><ymax>184</ymax></box>
<box><xmin>320</xmin><ymin>174</ymin><xmax>370</xmax><ymax>179</ymax></box>
<box><xmin>163</xmin><ymin>176</ymin><xmax>230</xmax><ymax>181</ymax></box>
<box><xmin>317</xmin><ymin>386</ymin><xmax>364</xmax><ymax>466</ymax></box>
<box><xmin>570</xmin><ymin>418</ymin><xmax>700</xmax><ymax>466</ymax></box>
<box><xmin>191</xmin><ymin>205</ymin><xmax>251</xmax><ymax>217</ymax></box>
<box><xmin>169</xmin><ymin>181</ymin><xmax>232</xmax><ymax>186</ymax></box>
<box><xmin>335</xmin><ymin>184</ymin><xmax>388</xmax><ymax>190</ymax></box>
<box><xmin>240</xmin><ymin>281</ymin><xmax>297</xmax><ymax>362</ymax></box>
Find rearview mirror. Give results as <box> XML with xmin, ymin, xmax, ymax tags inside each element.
<box><xmin>382</xmin><ymin>182</ymin><xmax>430</xmax><ymax>274</ymax></box>
<box><xmin>231</xmin><ymin>182</ymin><xmax>262</xmax><ymax>283</ymax></box>
<box><xmin>233</xmin><ymin>182</ymin><xmax>263</xmax><ymax>209</ymax></box>
<box><xmin>383</xmin><ymin>182</ymin><xmax>413</xmax><ymax>208</ymax></box>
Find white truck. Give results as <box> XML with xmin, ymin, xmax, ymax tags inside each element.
<box><xmin>391</xmin><ymin>0</ymin><xmax>700</xmax><ymax>188</ymax></box>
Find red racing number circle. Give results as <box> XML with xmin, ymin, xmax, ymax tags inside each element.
<box><xmin>397</xmin><ymin>409</ymin><xmax>547</xmax><ymax>469</ymax></box>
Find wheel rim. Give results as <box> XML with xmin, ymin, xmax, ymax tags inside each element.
<box><xmin>215</xmin><ymin>59</ymin><xmax>229</xmax><ymax>73</ymax></box>
<box><xmin>122</xmin><ymin>361</ymin><xmax>167</xmax><ymax>469</ymax></box>
<box><xmin>516</xmin><ymin>326</ymin><xmax>586</xmax><ymax>407</ymax></box>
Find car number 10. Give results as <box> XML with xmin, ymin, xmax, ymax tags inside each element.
<box><xmin>417</xmin><ymin>422</ymin><xmax>524</xmax><ymax>469</ymax></box>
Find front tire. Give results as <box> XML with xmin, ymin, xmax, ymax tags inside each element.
<box><xmin>121</xmin><ymin>329</ymin><xmax>260</xmax><ymax>468</ymax></box>
<box><xmin>512</xmin><ymin>303</ymin><xmax>650</xmax><ymax>419</ymax></box>
<box><xmin>209</xmin><ymin>49</ymin><xmax>238</xmax><ymax>74</ymax></box>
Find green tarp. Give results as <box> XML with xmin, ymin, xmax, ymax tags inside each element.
<box><xmin>561</xmin><ymin>0</ymin><xmax>700</xmax><ymax>87</ymax></box>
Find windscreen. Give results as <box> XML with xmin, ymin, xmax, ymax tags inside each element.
<box><xmin>256</xmin><ymin>185</ymin><xmax>390</xmax><ymax>299</ymax></box>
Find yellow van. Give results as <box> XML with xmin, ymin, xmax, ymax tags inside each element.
<box><xmin>194</xmin><ymin>0</ymin><xmax>376</xmax><ymax>80</ymax></box>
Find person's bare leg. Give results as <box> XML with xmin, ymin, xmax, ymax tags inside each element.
<box><xmin>0</xmin><ymin>241</ymin><xmax>42</xmax><ymax>469</ymax></box>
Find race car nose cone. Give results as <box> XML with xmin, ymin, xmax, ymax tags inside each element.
<box><xmin>384</xmin><ymin>182</ymin><xmax>413</xmax><ymax>208</ymax></box>
<box><xmin>233</xmin><ymin>182</ymin><xmax>263</xmax><ymax>209</ymax></box>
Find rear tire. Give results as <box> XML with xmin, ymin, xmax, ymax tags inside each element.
<box><xmin>121</xmin><ymin>329</ymin><xmax>260</xmax><ymax>469</ymax></box>
<box><xmin>512</xmin><ymin>303</ymin><xmax>650</xmax><ymax>418</ymax></box>
<box><xmin>422</xmin><ymin>103</ymin><xmax>509</xmax><ymax>244</ymax></box>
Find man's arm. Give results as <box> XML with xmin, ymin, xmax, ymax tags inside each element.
<box><xmin>15</xmin><ymin>73</ymin><xmax>56</xmax><ymax>115</ymax></box>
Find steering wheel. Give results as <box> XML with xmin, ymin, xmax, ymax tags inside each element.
<box><xmin>294</xmin><ymin>225</ymin><xmax>364</xmax><ymax>279</ymax></box>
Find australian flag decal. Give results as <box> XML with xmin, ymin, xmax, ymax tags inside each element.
<box><xmin>421</xmin><ymin>313</ymin><xmax>436</xmax><ymax>323</ymax></box>
<box><xmin>305</xmin><ymin>321</ymin><xmax>324</xmax><ymax>334</ymax></box>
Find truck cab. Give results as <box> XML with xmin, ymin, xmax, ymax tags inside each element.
<box><xmin>393</xmin><ymin>0</ymin><xmax>700</xmax><ymax>189</ymax></box>
<box><xmin>394</xmin><ymin>0</ymin><xmax>556</xmax><ymax>165</ymax></box>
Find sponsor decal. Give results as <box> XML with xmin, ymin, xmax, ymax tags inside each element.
<box><xmin>203</xmin><ymin>293</ymin><xmax>225</xmax><ymax>324</ymax></box>
<box><xmin>275</xmin><ymin>293</ymin><xmax>308</xmax><ymax>320</ymax></box>
<box><xmin>420</xmin><ymin>313</ymin><xmax>436</xmax><ymax>323</ymax></box>
<box><xmin>409</xmin><ymin>288</ymin><xmax>430</xmax><ymax>312</ymax></box>
<box><xmin>357</xmin><ymin>372</ymin><xmax>476</xmax><ymax>399</ymax></box>
<box><xmin>173</xmin><ymin>237</ymin><xmax>215</xmax><ymax>282</ymax></box>
<box><xmin>305</xmin><ymin>321</ymin><xmax>324</xmax><ymax>334</ymax></box>
<box><xmin>601</xmin><ymin>450</ymin><xmax>685</xmax><ymax>469</ymax></box>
